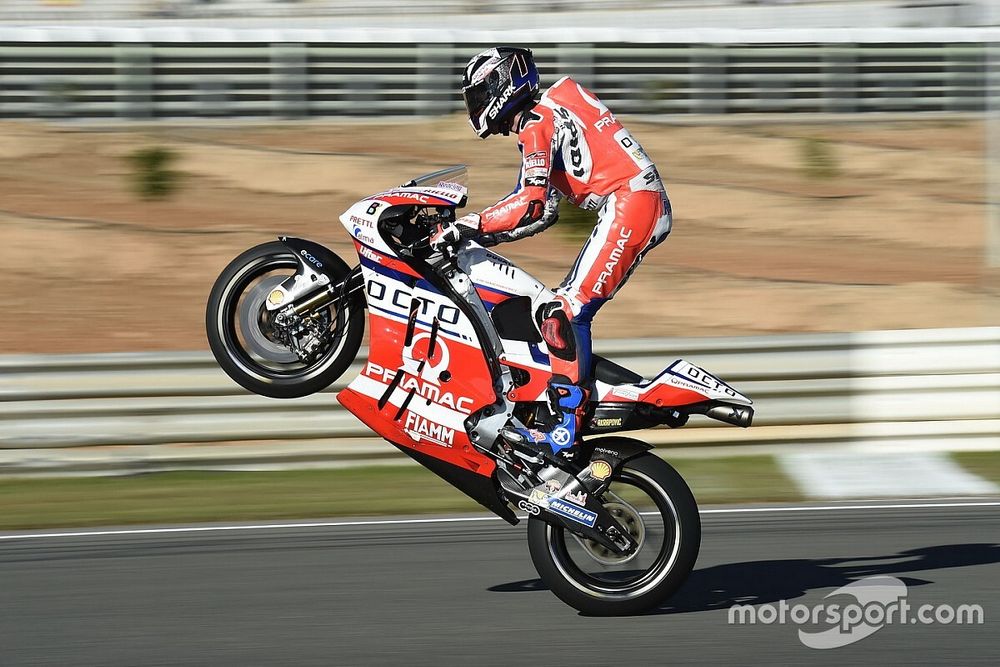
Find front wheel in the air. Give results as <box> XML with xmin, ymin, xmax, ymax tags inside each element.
<box><xmin>205</xmin><ymin>241</ymin><xmax>364</xmax><ymax>399</ymax></box>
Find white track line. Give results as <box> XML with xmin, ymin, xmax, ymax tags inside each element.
<box><xmin>698</xmin><ymin>501</ymin><xmax>1000</xmax><ymax>513</ymax></box>
<box><xmin>0</xmin><ymin>516</ymin><xmax>504</xmax><ymax>541</ymax></box>
<box><xmin>1</xmin><ymin>500</ymin><xmax>999</xmax><ymax>541</ymax></box>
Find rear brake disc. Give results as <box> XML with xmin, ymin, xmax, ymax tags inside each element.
<box><xmin>573</xmin><ymin>495</ymin><xmax>646</xmax><ymax>566</ymax></box>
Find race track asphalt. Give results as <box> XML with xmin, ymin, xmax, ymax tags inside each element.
<box><xmin>1</xmin><ymin>502</ymin><xmax>998</xmax><ymax>666</ymax></box>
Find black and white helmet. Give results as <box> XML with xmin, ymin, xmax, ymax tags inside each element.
<box><xmin>462</xmin><ymin>46</ymin><xmax>539</xmax><ymax>139</ymax></box>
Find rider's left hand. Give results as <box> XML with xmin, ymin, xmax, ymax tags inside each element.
<box><xmin>429</xmin><ymin>213</ymin><xmax>481</xmax><ymax>251</ymax></box>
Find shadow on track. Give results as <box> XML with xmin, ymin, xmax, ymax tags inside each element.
<box><xmin>487</xmin><ymin>543</ymin><xmax>1000</xmax><ymax>615</ymax></box>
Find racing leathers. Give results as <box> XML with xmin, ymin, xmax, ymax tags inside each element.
<box><xmin>477</xmin><ymin>77</ymin><xmax>673</xmax><ymax>450</ymax></box>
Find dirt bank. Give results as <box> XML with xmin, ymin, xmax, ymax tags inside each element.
<box><xmin>0</xmin><ymin>117</ymin><xmax>996</xmax><ymax>353</ymax></box>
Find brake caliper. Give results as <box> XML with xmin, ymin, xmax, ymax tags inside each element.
<box><xmin>272</xmin><ymin>309</ymin><xmax>331</xmax><ymax>362</ymax></box>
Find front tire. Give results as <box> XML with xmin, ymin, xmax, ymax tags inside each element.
<box><xmin>206</xmin><ymin>241</ymin><xmax>364</xmax><ymax>398</ymax></box>
<box><xmin>527</xmin><ymin>452</ymin><xmax>701</xmax><ymax>615</ymax></box>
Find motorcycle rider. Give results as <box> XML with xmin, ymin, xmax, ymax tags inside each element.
<box><xmin>431</xmin><ymin>46</ymin><xmax>672</xmax><ymax>458</ymax></box>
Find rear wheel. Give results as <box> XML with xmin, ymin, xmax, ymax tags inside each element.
<box><xmin>527</xmin><ymin>452</ymin><xmax>700</xmax><ymax>615</ymax></box>
<box><xmin>206</xmin><ymin>241</ymin><xmax>364</xmax><ymax>398</ymax></box>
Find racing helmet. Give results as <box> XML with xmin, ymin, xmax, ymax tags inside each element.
<box><xmin>462</xmin><ymin>46</ymin><xmax>539</xmax><ymax>138</ymax></box>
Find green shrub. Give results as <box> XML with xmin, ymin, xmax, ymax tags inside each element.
<box><xmin>800</xmin><ymin>137</ymin><xmax>839</xmax><ymax>179</ymax></box>
<box><xmin>557</xmin><ymin>198</ymin><xmax>598</xmax><ymax>241</ymax></box>
<box><xmin>641</xmin><ymin>78</ymin><xmax>682</xmax><ymax>104</ymax></box>
<box><xmin>42</xmin><ymin>80</ymin><xmax>78</xmax><ymax>118</ymax></box>
<box><xmin>128</xmin><ymin>146</ymin><xmax>181</xmax><ymax>200</ymax></box>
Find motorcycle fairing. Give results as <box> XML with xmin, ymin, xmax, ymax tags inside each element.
<box><xmin>337</xmin><ymin>251</ymin><xmax>499</xmax><ymax>475</ymax></box>
<box><xmin>339</xmin><ymin>180</ymin><xmax>538</xmax><ymax>477</ymax></box>
<box><xmin>587</xmin><ymin>359</ymin><xmax>755</xmax><ymax>430</ymax></box>
<box><xmin>593</xmin><ymin>359</ymin><xmax>753</xmax><ymax>407</ymax></box>
<box><xmin>337</xmin><ymin>172</ymin><xmax>753</xmax><ymax>488</ymax></box>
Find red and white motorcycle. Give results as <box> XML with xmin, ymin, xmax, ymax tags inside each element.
<box><xmin>206</xmin><ymin>166</ymin><xmax>753</xmax><ymax>615</ymax></box>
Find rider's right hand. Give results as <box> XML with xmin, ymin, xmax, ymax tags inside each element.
<box><xmin>429</xmin><ymin>213</ymin><xmax>481</xmax><ymax>251</ymax></box>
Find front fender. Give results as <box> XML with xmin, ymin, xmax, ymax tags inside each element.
<box><xmin>280</xmin><ymin>236</ymin><xmax>353</xmax><ymax>281</ymax></box>
<box><xmin>265</xmin><ymin>236</ymin><xmax>356</xmax><ymax>311</ymax></box>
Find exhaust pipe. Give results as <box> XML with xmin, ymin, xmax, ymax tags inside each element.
<box><xmin>704</xmin><ymin>404</ymin><xmax>754</xmax><ymax>428</ymax></box>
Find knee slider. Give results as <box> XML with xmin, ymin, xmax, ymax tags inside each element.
<box><xmin>538</xmin><ymin>301</ymin><xmax>576</xmax><ymax>362</ymax></box>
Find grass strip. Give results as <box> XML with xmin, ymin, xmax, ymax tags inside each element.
<box><xmin>0</xmin><ymin>455</ymin><xmax>801</xmax><ymax>530</ymax></box>
<box><xmin>671</xmin><ymin>455</ymin><xmax>804</xmax><ymax>505</ymax></box>
<box><xmin>951</xmin><ymin>451</ymin><xmax>1000</xmax><ymax>485</ymax></box>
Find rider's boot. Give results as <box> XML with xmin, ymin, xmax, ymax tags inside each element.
<box><xmin>505</xmin><ymin>382</ymin><xmax>589</xmax><ymax>460</ymax></box>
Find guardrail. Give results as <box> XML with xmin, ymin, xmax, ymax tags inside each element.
<box><xmin>0</xmin><ymin>1</ymin><xmax>958</xmax><ymax>24</ymax></box>
<box><xmin>1</xmin><ymin>327</ymin><xmax>997</xmax><ymax>450</ymax></box>
<box><xmin>0</xmin><ymin>29</ymin><xmax>995</xmax><ymax>119</ymax></box>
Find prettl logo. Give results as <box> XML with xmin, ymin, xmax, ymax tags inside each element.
<box><xmin>728</xmin><ymin>576</ymin><xmax>985</xmax><ymax>649</ymax></box>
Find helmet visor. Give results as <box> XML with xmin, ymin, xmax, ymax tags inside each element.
<box><xmin>462</xmin><ymin>80</ymin><xmax>491</xmax><ymax>122</ymax></box>
<box><xmin>463</xmin><ymin>59</ymin><xmax>513</xmax><ymax>123</ymax></box>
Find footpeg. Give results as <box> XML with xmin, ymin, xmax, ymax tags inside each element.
<box><xmin>500</xmin><ymin>426</ymin><xmax>527</xmax><ymax>446</ymax></box>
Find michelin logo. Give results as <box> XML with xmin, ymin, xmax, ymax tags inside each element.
<box><xmin>547</xmin><ymin>498</ymin><xmax>597</xmax><ymax>528</ymax></box>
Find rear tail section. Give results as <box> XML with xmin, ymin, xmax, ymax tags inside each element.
<box><xmin>588</xmin><ymin>358</ymin><xmax>753</xmax><ymax>434</ymax></box>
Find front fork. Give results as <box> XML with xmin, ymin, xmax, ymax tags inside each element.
<box><xmin>283</xmin><ymin>265</ymin><xmax>364</xmax><ymax>318</ymax></box>
<box><xmin>264</xmin><ymin>236</ymin><xmax>365</xmax><ymax>318</ymax></box>
<box><xmin>256</xmin><ymin>237</ymin><xmax>365</xmax><ymax>362</ymax></box>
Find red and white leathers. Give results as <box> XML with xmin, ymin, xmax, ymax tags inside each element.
<box><xmin>477</xmin><ymin>76</ymin><xmax>673</xmax><ymax>386</ymax></box>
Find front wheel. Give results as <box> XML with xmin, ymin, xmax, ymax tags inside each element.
<box><xmin>527</xmin><ymin>452</ymin><xmax>701</xmax><ymax>615</ymax></box>
<box><xmin>206</xmin><ymin>241</ymin><xmax>365</xmax><ymax>399</ymax></box>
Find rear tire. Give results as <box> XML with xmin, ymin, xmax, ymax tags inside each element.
<box><xmin>527</xmin><ymin>452</ymin><xmax>700</xmax><ymax>615</ymax></box>
<box><xmin>206</xmin><ymin>241</ymin><xmax>364</xmax><ymax>398</ymax></box>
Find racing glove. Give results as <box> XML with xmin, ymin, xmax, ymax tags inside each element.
<box><xmin>429</xmin><ymin>213</ymin><xmax>481</xmax><ymax>251</ymax></box>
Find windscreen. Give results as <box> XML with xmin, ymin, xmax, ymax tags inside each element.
<box><xmin>402</xmin><ymin>165</ymin><xmax>468</xmax><ymax>189</ymax></box>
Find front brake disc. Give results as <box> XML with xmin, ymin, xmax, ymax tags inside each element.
<box><xmin>239</xmin><ymin>275</ymin><xmax>299</xmax><ymax>363</ymax></box>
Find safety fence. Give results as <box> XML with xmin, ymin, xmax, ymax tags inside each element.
<box><xmin>1</xmin><ymin>327</ymin><xmax>997</xmax><ymax>451</ymax></box>
<box><xmin>0</xmin><ymin>1</ymin><xmax>915</xmax><ymax>23</ymax></box>
<box><xmin>0</xmin><ymin>28</ymin><xmax>996</xmax><ymax>119</ymax></box>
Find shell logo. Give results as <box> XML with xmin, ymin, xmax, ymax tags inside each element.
<box><xmin>588</xmin><ymin>460</ymin><xmax>612</xmax><ymax>481</ymax></box>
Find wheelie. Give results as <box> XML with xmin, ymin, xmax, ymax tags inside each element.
<box><xmin>206</xmin><ymin>47</ymin><xmax>754</xmax><ymax>615</ymax></box>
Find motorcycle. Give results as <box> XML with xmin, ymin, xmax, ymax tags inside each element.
<box><xmin>206</xmin><ymin>165</ymin><xmax>754</xmax><ymax>615</ymax></box>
